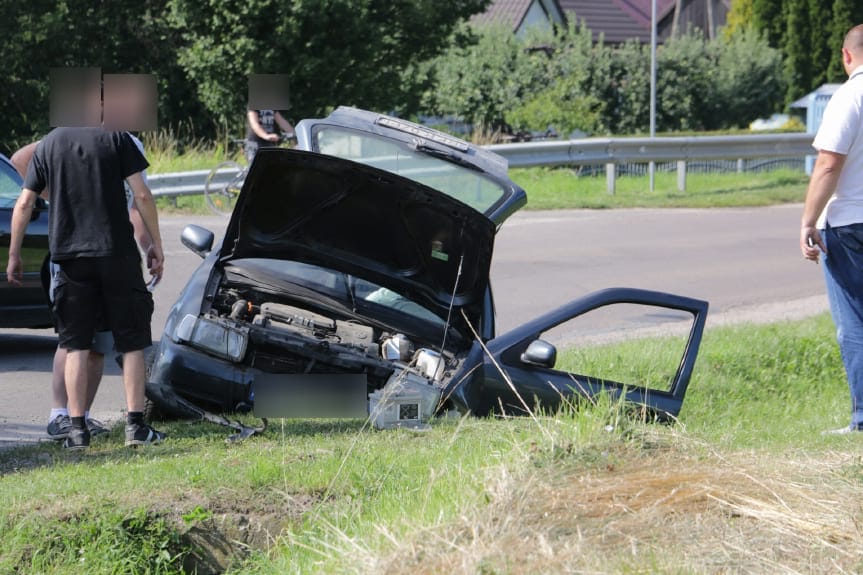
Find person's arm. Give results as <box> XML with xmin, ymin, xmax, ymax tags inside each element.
<box><xmin>247</xmin><ymin>110</ymin><xmax>279</xmax><ymax>142</ymax></box>
<box><xmin>5</xmin><ymin>188</ymin><xmax>39</xmax><ymax>285</ymax></box>
<box><xmin>275</xmin><ymin>111</ymin><xmax>294</xmax><ymax>136</ymax></box>
<box><xmin>801</xmin><ymin>150</ymin><xmax>847</xmax><ymax>262</ymax></box>
<box><xmin>11</xmin><ymin>143</ymin><xmax>49</xmax><ymax>199</ymax></box>
<box><xmin>129</xmin><ymin>205</ymin><xmax>154</xmax><ymax>253</ymax></box>
<box><xmin>125</xmin><ymin>172</ymin><xmax>164</xmax><ymax>285</ymax></box>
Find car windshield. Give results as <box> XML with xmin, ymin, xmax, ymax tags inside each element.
<box><xmin>313</xmin><ymin>127</ymin><xmax>508</xmax><ymax>215</ymax></box>
<box><xmin>225</xmin><ymin>258</ymin><xmax>447</xmax><ymax>331</ymax></box>
<box><xmin>0</xmin><ymin>159</ymin><xmax>22</xmax><ymax>209</ymax></box>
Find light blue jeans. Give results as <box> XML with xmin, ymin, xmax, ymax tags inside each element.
<box><xmin>823</xmin><ymin>223</ymin><xmax>863</xmax><ymax>428</ymax></box>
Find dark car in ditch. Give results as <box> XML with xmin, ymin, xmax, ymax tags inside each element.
<box><xmin>146</xmin><ymin>107</ymin><xmax>708</xmax><ymax>428</ymax></box>
<box><xmin>0</xmin><ymin>152</ymin><xmax>53</xmax><ymax>329</ymax></box>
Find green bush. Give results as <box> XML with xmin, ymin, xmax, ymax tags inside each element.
<box><xmin>424</xmin><ymin>24</ymin><xmax>543</xmax><ymax>130</ymax></box>
<box><xmin>425</xmin><ymin>22</ymin><xmax>785</xmax><ymax>136</ymax></box>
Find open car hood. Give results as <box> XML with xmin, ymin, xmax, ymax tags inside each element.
<box><xmin>219</xmin><ymin>149</ymin><xmax>495</xmax><ymax>335</ymax></box>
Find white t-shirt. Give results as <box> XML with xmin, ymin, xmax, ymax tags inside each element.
<box><xmin>813</xmin><ymin>66</ymin><xmax>863</xmax><ymax>228</ymax></box>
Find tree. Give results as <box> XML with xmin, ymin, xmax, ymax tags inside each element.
<box><xmin>428</xmin><ymin>24</ymin><xmax>544</xmax><ymax>129</ymax></box>
<box><xmin>505</xmin><ymin>22</ymin><xmax>609</xmax><ymax>136</ymax></box>
<box><xmin>828</xmin><ymin>0</ymin><xmax>863</xmax><ymax>82</ymax></box>
<box><xmin>724</xmin><ymin>0</ymin><xmax>755</xmax><ymax>38</ymax></box>
<box><xmin>782</xmin><ymin>0</ymin><xmax>812</xmax><ymax>104</ymax></box>
<box><xmin>808</xmin><ymin>0</ymin><xmax>833</xmax><ymax>89</ymax></box>
<box><xmin>0</xmin><ymin>0</ymin><xmax>206</xmax><ymax>154</ymax></box>
<box><xmin>752</xmin><ymin>0</ymin><xmax>786</xmax><ymax>49</ymax></box>
<box><xmin>713</xmin><ymin>26</ymin><xmax>785</xmax><ymax>128</ymax></box>
<box><xmin>167</xmin><ymin>0</ymin><xmax>489</xmax><ymax>133</ymax></box>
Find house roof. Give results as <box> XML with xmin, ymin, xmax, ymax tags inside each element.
<box><xmin>559</xmin><ymin>0</ymin><xmax>673</xmax><ymax>43</ymax></box>
<box><xmin>472</xmin><ymin>0</ymin><xmax>565</xmax><ymax>33</ymax></box>
<box><xmin>472</xmin><ymin>0</ymin><xmax>530</xmax><ymax>29</ymax></box>
<box><xmin>562</xmin><ymin>0</ymin><xmax>732</xmax><ymax>44</ymax></box>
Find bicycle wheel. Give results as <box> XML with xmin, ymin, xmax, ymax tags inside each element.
<box><xmin>204</xmin><ymin>160</ymin><xmax>245</xmax><ymax>216</ymax></box>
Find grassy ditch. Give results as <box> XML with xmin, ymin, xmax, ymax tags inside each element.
<box><xmin>510</xmin><ymin>167</ymin><xmax>808</xmax><ymax>210</ymax></box>
<box><xmin>3</xmin><ymin>312</ymin><xmax>863</xmax><ymax>573</ymax></box>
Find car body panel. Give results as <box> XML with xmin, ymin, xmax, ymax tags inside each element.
<box><xmin>0</xmin><ymin>153</ymin><xmax>52</xmax><ymax>328</ymax></box>
<box><xmin>295</xmin><ymin>107</ymin><xmax>527</xmax><ymax>225</ymax></box>
<box><xmin>147</xmin><ymin>108</ymin><xmax>709</xmax><ymax>425</ymax></box>
<box><xmin>444</xmin><ymin>288</ymin><xmax>709</xmax><ymax>420</ymax></box>
<box><xmin>220</xmin><ymin>149</ymin><xmax>496</xmax><ymax>334</ymax></box>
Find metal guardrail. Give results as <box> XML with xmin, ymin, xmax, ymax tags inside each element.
<box><xmin>148</xmin><ymin>168</ymin><xmax>239</xmax><ymax>200</ymax></box>
<box><xmin>484</xmin><ymin>133</ymin><xmax>814</xmax><ymax>167</ymax></box>
<box><xmin>149</xmin><ymin>133</ymin><xmax>815</xmax><ymax>198</ymax></box>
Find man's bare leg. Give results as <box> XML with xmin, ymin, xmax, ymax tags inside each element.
<box><xmin>63</xmin><ymin>349</ymin><xmax>92</xmax><ymax>449</ymax></box>
<box><xmin>51</xmin><ymin>346</ymin><xmax>105</xmax><ymax>413</ymax></box>
<box><xmin>51</xmin><ymin>346</ymin><xmax>67</xmax><ymax>410</ymax></box>
<box><xmin>64</xmin><ymin>349</ymin><xmax>90</xmax><ymax>418</ymax></box>
<box><xmin>85</xmin><ymin>352</ymin><xmax>105</xmax><ymax>410</ymax></box>
<box><xmin>123</xmin><ymin>349</ymin><xmax>164</xmax><ymax>446</ymax></box>
<box><xmin>122</xmin><ymin>349</ymin><xmax>146</xmax><ymax>413</ymax></box>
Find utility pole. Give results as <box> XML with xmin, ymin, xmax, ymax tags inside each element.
<box><xmin>707</xmin><ymin>0</ymin><xmax>715</xmax><ymax>40</ymax></box>
<box><xmin>650</xmin><ymin>0</ymin><xmax>657</xmax><ymax>192</ymax></box>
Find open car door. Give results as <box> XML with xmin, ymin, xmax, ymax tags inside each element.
<box><xmin>447</xmin><ymin>288</ymin><xmax>709</xmax><ymax>421</ymax></box>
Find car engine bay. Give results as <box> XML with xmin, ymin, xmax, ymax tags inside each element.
<box><xmin>194</xmin><ymin>284</ymin><xmax>459</xmax><ymax>428</ymax></box>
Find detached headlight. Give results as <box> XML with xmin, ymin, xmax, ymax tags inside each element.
<box><xmin>173</xmin><ymin>314</ymin><xmax>249</xmax><ymax>363</ymax></box>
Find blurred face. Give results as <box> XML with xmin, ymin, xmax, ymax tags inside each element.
<box><xmin>49</xmin><ymin>68</ymin><xmax>101</xmax><ymax>127</ymax></box>
<box><xmin>102</xmin><ymin>74</ymin><xmax>157</xmax><ymax>131</ymax></box>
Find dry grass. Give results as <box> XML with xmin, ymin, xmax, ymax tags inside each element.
<box><xmin>359</xmin><ymin>430</ymin><xmax>863</xmax><ymax>575</ymax></box>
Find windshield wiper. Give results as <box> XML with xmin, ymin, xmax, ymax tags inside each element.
<box><xmin>412</xmin><ymin>143</ymin><xmax>482</xmax><ymax>172</ymax></box>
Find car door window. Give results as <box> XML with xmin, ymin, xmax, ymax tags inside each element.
<box><xmin>537</xmin><ymin>303</ymin><xmax>696</xmax><ymax>393</ymax></box>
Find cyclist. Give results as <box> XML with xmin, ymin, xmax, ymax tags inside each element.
<box><xmin>246</xmin><ymin>108</ymin><xmax>294</xmax><ymax>163</ymax></box>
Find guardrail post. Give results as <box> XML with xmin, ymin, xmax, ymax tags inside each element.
<box><xmin>606</xmin><ymin>163</ymin><xmax>616</xmax><ymax>195</ymax></box>
<box><xmin>737</xmin><ymin>158</ymin><xmax>744</xmax><ymax>173</ymax></box>
<box><xmin>677</xmin><ymin>160</ymin><xmax>687</xmax><ymax>192</ymax></box>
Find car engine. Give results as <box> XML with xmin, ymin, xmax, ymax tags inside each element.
<box><xmin>208</xmin><ymin>287</ymin><xmax>451</xmax><ymax>428</ymax></box>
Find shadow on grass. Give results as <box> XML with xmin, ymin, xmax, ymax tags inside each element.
<box><xmin>0</xmin><ymin>417</ymin><xmax>415</xmax><ymax>477</ymax></box>
<box><xmin>0</xmin><ymin>435</ymin><xmax>197</xmax><ymax>476</ymax></box>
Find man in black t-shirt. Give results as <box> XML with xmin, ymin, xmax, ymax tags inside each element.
<box><xmin>6</xmin><ymin>127</ymin><xmax>166</xmax><ymax>450</ymax></box>
<box><xmin>245</xmin><ymin>108</ymin><xmax>294</xmax><ymax>163</ymax></box>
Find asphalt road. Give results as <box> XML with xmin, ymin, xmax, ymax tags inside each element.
<box><xmin>0</xmin><ymin>205</ymin><xmax>827</xmax><ymax>447</ymax></box>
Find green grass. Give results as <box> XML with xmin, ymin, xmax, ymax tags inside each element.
<box><xmin>3</xmin><ymin>313</ymin><xmax>863</xmax><ymax>574</ymax></box>
<box><xmin>510</xmin><ymin>166</ymin><xmax>809</xmax><ymax>209</ymax></box>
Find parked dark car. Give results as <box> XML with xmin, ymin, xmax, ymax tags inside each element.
<box><xmin>0</xmin><ymin>153</ymin><xmax>52</xmax><ymax>328</ymax></box>
<box><xmin>147</xmin><ymin>107</ymin><xmax>708</xmax><ymax>427</ymax></box>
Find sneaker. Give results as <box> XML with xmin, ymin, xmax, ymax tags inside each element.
<box><xmin>125</xmin><ymin>423</ymin><xmax>166</xmax><ymax>447</ymax></box>
<box><xmin>47</xmin><ymin>415</ymin><xmax>72</xmax><ymax>440</ymax></box>
<box><xmin>86</xmin><ymin>417</ymin><xmax>110</xmax><ymax>437</ymax></box>
<box><xmin>63</xmin><ymin>427</ymin><xmax>90</xmax><ymax>450</ymax></box>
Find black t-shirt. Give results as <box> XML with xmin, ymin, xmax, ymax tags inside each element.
<box><xmin>23</xmin><ymin>128</ymin><xmax>149</xmax><ymax>261</ymax></box>
<box><xmin>246</xmin><ymin>109</ymin><xmax>277</xmax><ymax>145</ymax></box>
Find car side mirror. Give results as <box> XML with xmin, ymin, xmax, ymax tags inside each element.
<box><xmin>181</xmin><ymin>224</ymin><xmax>214</xmax><ymax>258</ymax></box>
<box><xmin>520</xmin><ymin>339</ymin><xmax>557</xmax><ymax>369</ymax></box>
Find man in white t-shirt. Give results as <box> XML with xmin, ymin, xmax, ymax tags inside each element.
<box><xmin>801</xmin><ymin>24</ymin><xmax>863</xmax><ymax>434</ymax></box>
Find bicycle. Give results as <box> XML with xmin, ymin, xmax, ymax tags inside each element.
<box><xmin>204</xmin><ymin>133</ymin><xmax>294</xmax><ymax>216</ymax></box>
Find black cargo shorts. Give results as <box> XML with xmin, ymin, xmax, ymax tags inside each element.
<box><xmin>53</xmin><ymin>255</ymin><xmax>154</xmax><ymax>353</ymax></box>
